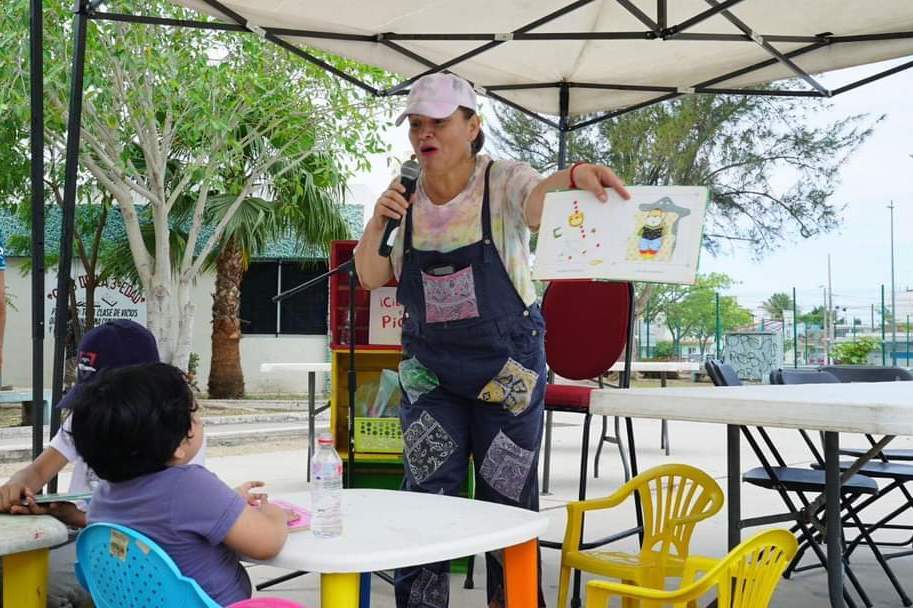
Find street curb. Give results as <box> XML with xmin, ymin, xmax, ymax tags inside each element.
<box><xmin>0</xmin><ymin>422</ymin><xmax>325</xmax><ymax>464</ymax></box>
<box><xmin>0</xmin><ymin>411</ymin><xmax>323</xmax><ymax>441</ymax></box>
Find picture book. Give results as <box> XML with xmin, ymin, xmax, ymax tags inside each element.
<box><xmin>270</xmin><ymin>499</ymin><xmax>311</xmax><ymax>532</ymax></box>
<box><xmin>31</xmin><ymin>492</ymin><xmax>94</xmax><ymax>505</ymax></box>
<box><xmin>532</xmin><ymin>186</ymin><xmax>709</xmax><ymax>284</ymax></box>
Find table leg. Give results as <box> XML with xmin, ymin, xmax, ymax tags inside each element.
<box><xmin>542</xmin><ymin>410</ymin><xmax>553</xmax><ymax>495</ymax></box>
<box><xmin>321</xmin><ymin>572</ymin><xmax>360</xmax><ymax>608</ymax></box>
<box><xmin>727</xmin><ymin>424</ymin><xmax>741</xmax><ymax>551</ymax></box>
<box><xmin>824</xmin><ymin>431</ymin><xmax>845</xmax><ymax>608</ymax></box>
<box><xmin>660</xmin><ymin>372</ymin><xmax>669</xmax><ymax>455</ymax></box>
<box><xmin>504</xmin><ymin>539</ymin><xmax>538</xmax><ymax>608</ymax></box>
<box><xmin>308</xmin><ymin>370</ymin><xmax>316</xmax><ymax>483</ymax></box>
<box><xmin>2</xmin><ymin>548</ymin><xmax>50</xmax><ymax>608</ymax></box>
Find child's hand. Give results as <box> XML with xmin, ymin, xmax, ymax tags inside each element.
<box><xmin>11</xmin><ymin>489</ymin><xmax>87</xmax><ymax>528</ymax></box>
<box><xmin>235</xmin><ymin>481</ymin><xmax>266</xmax><ymax>506</ymax></box>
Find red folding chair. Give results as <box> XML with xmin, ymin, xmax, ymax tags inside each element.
<box><xmin>540</xmin><ymin>280</ymin><xmax>634</xmax><ymax>501</ymax></box>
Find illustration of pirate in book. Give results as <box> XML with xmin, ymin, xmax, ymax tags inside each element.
<box><xmin>627</xmin><ymin>196</ymin><xmax>691</xmax><ymax>261</ymax></box>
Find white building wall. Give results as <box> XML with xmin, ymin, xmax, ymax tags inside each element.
<box><xmin>3</xmin><ymin>259</ymin><xmax>329</xmax><ymax>395</ymax></box>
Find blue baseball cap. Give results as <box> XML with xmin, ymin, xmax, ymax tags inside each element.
<box><xmin>56</xmin><ymin>320</ymin><xmax>160</xmax><ymax>409</ymax></box>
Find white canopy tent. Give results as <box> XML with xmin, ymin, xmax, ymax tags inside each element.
<box><xmin>23</xmin><ymin>3</ymin><xmax>913</xmax><ymax>606</ymax></box>
<box><xmin>155</xmin><ymin>0</ymin><xmax>913</xmax><ymax>129</ymax></box>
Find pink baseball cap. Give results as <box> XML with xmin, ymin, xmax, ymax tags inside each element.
<box><xmin>395</xmin><ymin>73</ymin><xmax>478</xmax><ymax>126</ymax></box>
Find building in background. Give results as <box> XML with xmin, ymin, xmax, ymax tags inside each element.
<box><xmin>0</xmin><ymin>205</ymin><xmax>362</xmax><ymax>394</ymax></box>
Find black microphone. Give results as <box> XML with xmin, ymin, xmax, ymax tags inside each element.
<box><xmin>378</xmin><ymin>159</ymin><xmax>421</xmax><ymax>257</ymax></box>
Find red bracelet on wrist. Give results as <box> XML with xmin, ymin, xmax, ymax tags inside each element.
<box><xmin>568</xmin><ymin>162</ymin><xmax>587</xmax><ymax>189</ymax></box>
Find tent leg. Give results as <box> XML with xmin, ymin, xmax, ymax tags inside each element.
<box><xmin>29</xmin><ymin>0</ymin><xmax>46</xmax><ymax>461</ymax></box>
<box><xmin>51</xmin><ymin>0</ymin><xmax>90</xmax><ymax>478</ymax></box>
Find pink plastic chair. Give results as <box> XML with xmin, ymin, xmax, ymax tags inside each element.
<box><xmin>227</xmin><ymin>600</ymin><xmax>307</xmax><ymax>608</ymax></box>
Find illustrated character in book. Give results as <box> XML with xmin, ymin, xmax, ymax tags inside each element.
<box><xmin>632</xmin><ymin>196</ymin><xmax>692</xmax><ymax>261</ymax></box>
<box><xmin>639</xmin><ymin>208</ymin><xmax>665</xmax><ymax>257</ymax></box>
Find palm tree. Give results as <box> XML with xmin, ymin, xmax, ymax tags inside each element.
<box><xmin>96</xmin><ymin>156</ymin><xmax>351</xmax><ymax>397</ymax></box>
<box><xmin>205</xmin><ymin>166</ymin><xmax>350</xmax><ymax>398</ymax></box>
<box><xmin>761</xmin><ymin>292</ymin><xmax>793</xmax><ymax>320</ymax></box>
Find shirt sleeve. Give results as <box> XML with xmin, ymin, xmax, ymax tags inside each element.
<box><xmin>0</xmin><ymin>235</ymin><xmax>6</xmax><ymax>271</ymax></box>
<box><xmin>171</xmin><ymin>465</ymin><xmax>246</xmax><ymax>545</ymax></box>
<box><xmin>48</xmin><ymin>417</ymin><xmax>77</xmax><ymax>462</ymax></box>
<box><xmin>500</xmin><ymin>161</ymin><xmax>542</xmax><ymax>224</ymax></box>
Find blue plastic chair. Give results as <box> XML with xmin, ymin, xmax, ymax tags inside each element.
<box><xmin>75</xmin><ymin>522</ymin><xmax>222</xmax><ymax>608</ymax></box>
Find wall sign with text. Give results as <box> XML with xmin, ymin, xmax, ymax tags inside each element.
<box><xmin>368</xmin><ymin>286</ymin><xmax>404</xmax><ymax>345</ymax></box>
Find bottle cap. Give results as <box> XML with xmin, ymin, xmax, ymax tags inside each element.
<box><xmin>317</xmin><ymin>432</ymin><xmax>335</xmax><ymax>446</ymax></box>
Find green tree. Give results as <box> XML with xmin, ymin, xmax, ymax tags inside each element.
<box><xmin>799</xmin><ymin>305</ymin><xmax>826</xmax><ymax>328</ymax></box>
<box><xmin>832</xmin><ymin>337</ymin><xmax>880</xmax><ymax>365</ymax></box>
<box><xmin>0</xmin><ymin>0</ymin><xmax>393</xmax><ymax>369</ymax></box>
<box><xmin>689</xmin><ymin>292</ymin><xmax>753</xmax><ymax>356</ymax></box>
<box><xmin>205</xmin><ymin>157</ymin><xmax>351</xmax><ymax>398</ymax></box>
<box><xmin>649</xmin><ymin>273</ymin><xmax>735</xmax><ymax>355</ymax></box>
<box><xmin>761</xmin><ymin>292</ymin><xmax>793</xmax><ymax>320</ymax></box>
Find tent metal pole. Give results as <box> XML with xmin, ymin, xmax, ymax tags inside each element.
<box><xmin>657</xmin><ymin>0</ymin><xmax>667</xmax><ymax>31</ymax></box>
<box><xmin>616</xmin><ymin>0</ymin><xmax>659</xmax><ymax>33</ymax></box>
<box><xmin>832</xmin><ymin>58</ymin><xmax>913</xmax><ymax>96</ymax></box>
<box><xmin>30</xmin><ymin>0</ymin><xmax>46</xmax><ymax>460</ymax></box>
<box><xmin>664</xmin><ymin>0</ymin><xmax>746</xmax><ymax>37</ymax></box>
<box><xmin>696</xmin><ymin>39</ymin><xmax>829</xmax><ymax>87</ymax></box>
<box><xmin>51</xmin><ymin>0</ymin><xmax>90</xmax><ymax>444</ymax></box>
<box><xmin>570</xmin><ymin>92</ymin><xmax>680</xmax><ymax>131</ymax></box>
<box><xmin>705</xmin><ymin>0</ymin><xmax>829</xmax><ymax>96</ymax></box>
<box><xmin>557</xmin><ymin>84</ymin><xmax>569</xmax><ymax>170</ymax></box>
<box><xmin>383</xmin><ymin>0</ymin><xmax>596</xmax><ymax>96</ymax></box>
<box><xmin>90</xmin><ymin>11</ymin><xmax>246</xmax><ymax>31</ymax></box>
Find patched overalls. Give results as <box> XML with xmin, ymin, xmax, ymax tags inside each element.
<box><xmin>394</xmin><ymin>162</ymin><xmax>546</xmax><ymax>608</ymax></box>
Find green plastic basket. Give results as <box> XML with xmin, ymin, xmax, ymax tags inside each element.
<box><xmin>354</xmin><ymin>417</ymin><xmax>404</xmax><ymax>454</ymax></box>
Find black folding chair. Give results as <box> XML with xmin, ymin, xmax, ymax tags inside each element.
<box><xmin>706</xmin><ymin>360</ymin><xmax>880</xmax><ymax>608</ymax></box>
<box><xmin>821</xmin><ymin>366</ymin><xmax>913</xmax><ymax>462</ymax></box>
<box><xmin>770</xmin><ymin>367</ymin><xmax>912</xmax><ymax>606</ymax></box>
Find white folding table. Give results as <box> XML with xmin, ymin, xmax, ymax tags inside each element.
<box><xmin>259</xmin><ymin>362</ymin><xmax>332</xmax><ymax>481</ymax></box>
<box><xmin>254</xmin><ymin>489</ymin><xmax>548</xmax><ymax>608</ymax></box>
<box><xmin>589</xmin><ymin>381</ymin><xmax>913</xmax><ymax>608</ymax></box>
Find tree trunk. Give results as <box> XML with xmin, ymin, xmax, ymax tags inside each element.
<box><xmin>208</xmin><ymin>237</ymin><xmax>245</xmax><ymax>398</ymax></box>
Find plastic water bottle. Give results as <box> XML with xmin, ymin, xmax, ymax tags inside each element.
<box><xmin>310</xmin><ymin>432</ymin><xmax>343</xmax><ymax>538</ymax></box>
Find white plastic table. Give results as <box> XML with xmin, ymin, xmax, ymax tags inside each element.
<box><xmin>589</xmin><ymin>381</ymin><xmax>913</xmax><ymax>608</ymax></box>
<box><xmin>257</xmin><ymin>489</ymin><xmax>548</xmax><ymax>608</ymax></box>
<box><xmin>259</xmin><ymin>362</ymin><xmax>332</xmax><ymax>480</ymax></box>
<box><xmin>0</xmin><ymin>514</ymin><xmax>69</xmax><ymax>608</ymax></box>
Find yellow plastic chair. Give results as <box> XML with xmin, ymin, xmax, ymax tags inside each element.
<box><xmin>584</xmin><ymin>529</ymin><xmax>799</xmax><ymax>608</ymax></box>
<box><xmin>558</xmin><ymin>464</ymin><xmax>724</xmax><ymax>608</ymax></box>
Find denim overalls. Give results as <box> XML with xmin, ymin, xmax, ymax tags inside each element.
<box><xmin>394</xmin><ymin>162</ymin><xmax>546</xmax><ymax>608</ymax></box>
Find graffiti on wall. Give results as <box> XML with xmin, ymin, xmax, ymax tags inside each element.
<box><xmin>723</xmin><ymin>332</ymin><xmax>782</xmax><ymax>382</ymax></box>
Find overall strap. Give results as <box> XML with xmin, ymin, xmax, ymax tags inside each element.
<box><xmin>480</xmin><ymin>160</ymin><xmax>495</xmax><ymax>262</ymax></box>
<box><xmin>481</xmin><ymin>160</ymin><xmax>495</xmax><ymax>242</ymax></box>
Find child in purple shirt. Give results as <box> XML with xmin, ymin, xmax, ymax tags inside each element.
<box><xmin>69</xmin><ymin>363</ymin><xmax>290</xmax><ymax>606</ymax></box>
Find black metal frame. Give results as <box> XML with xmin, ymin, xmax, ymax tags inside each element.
<box><xmin>23</xmin><ymin>4</ymin><xmax>912</xmax><ymax>606</ymax></box>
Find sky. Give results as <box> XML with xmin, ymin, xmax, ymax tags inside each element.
<box><xmin>345</xmin><ymin>60</ymin><xmax>913</xmax><ymax>318</ymax></box>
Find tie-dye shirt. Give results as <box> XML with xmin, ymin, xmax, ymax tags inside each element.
<box><xmin>391</xmin><ymin>154</ymin><xmax>542</xmax><ymax>306</ymax></box>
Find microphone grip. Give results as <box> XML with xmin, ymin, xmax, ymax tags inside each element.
<box><xmin>378</xmin><ymin>177</ymin><xmax>418</xmax><ymax>257</ymax></box>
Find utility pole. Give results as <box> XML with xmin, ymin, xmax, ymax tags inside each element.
<box><xmin>823</xmin><ymin>285</ymin><xmax>830</xmax><ymax>365</ymax></box>
<box><xmin>889</xmin><ymin>201</ymin><xmax>897</xmax><ymax>366</ymax></box>
<box><xmin>825</xmin><ymin>254</ymin><xmax>833</xmax><ymax>365</ymax></box>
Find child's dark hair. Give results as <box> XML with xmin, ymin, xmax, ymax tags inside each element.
<box><xmin>70</xmin><ymin>362</ymin><xmax>197</xmax><ymax>483</ymax></box>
